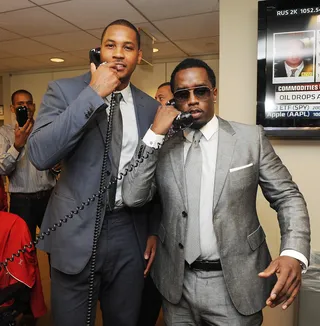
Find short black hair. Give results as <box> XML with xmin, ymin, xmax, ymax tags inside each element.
<box><xmin>11</xmin><ymin>89</ymin><xmax>33</xmax><ymax>105</ymax></box>
<box><xmin>101</xmin><ymin>19</ymin><xmax>140</xmax><ymax>49</ymax></box>
<box><xmin>170</xmin><ymin>58</ymin><xmax>216</xmax><ymax>92</ymax></box>
<box><xmin>157</xmin><ymin>82</ymin><xmax>171</xmax><ymax>89</ymax></box>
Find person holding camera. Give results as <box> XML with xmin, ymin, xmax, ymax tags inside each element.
<box><xmin>0</xmin><ymin>89</ymin><xmax>57</xmax><ymax>241</ymax></box>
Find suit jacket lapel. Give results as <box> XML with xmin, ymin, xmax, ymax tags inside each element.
<box><xmin>96</xmin><ymin>109</ymin><xmax>108</xmax><ymax>142</ymax></box>
<box><xmin>213</xmin><ymin>117</ymin><xmax>236</xmax><ymax>212</ymax></box>
<box><xmin>168</xmin><ymin>133</ymin><xmax>187</xmax><ymax>208</ymax></box>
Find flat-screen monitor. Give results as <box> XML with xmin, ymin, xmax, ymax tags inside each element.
<box><xmin>257</xmin><ymin>0</ymin><xmax>320</xmax><ymax>138</ymax></box>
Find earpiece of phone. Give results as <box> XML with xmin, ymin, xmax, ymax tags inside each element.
<box><xmin>89</xmin><ymin>47</ymin><xmax>101</xmax><ymax>67</ymax></box>
<box><xmin>166</xmin><ymin>99</ymin><xmax>194</xmax><ymax>131</ymax></box>
<box><xmin>16</xmin><ymin>106</ymin><xmax>28</xmax><ymax>127</ymax></box>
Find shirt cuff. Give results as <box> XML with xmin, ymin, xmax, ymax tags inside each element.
<box><xmin>143</xmin><ymin>128</ymin><xmax>165</xmax><ymax>149</ymax></box>
<box><xmin>280</xmin><ymin>250</ymin><xmax>309</xmax><ymax>273</ymax></box>
<box><xmin>8</xmin><ymin>145</ymin><xmax>20</xmax><ymax>160</ymax></box>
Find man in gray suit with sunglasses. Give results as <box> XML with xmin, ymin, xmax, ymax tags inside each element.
<box><xmin>122</xmin><ymin>58</ymin><xmax>310</xmax><ymax>325</ymax></box>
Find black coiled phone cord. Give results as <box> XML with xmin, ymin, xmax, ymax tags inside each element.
<box><xmin>0</xmin><ymin>131</ymin><xmax>162</xmax><ymax>273</ymax></box>
<box><xmin>86</xmin><ymin>93</ymin><xmax>115</xmax><ymax>325</ymax></box>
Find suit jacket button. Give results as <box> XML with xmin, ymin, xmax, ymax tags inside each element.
<box><xmin>179</xmin><ymin>243</ymin><xmax>184</xmax><ymax>249</ymax></box>
<box><xmin>182</xmin><ymin>211</ymin><xmax>187</xmax><ymax>217</ymax></box>
<box><xmin>106</xmin><ymin>171</ymin><xmax>111</xmax><ymax>176</ymax></box>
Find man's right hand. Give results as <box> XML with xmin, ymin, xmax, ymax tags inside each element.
<box><xmin>89</xmin><ymin>62</ymin><xmax>121</xmax><ymax>98</ymax></box>
<box><xmin>151</xmin><ymin>104</ymin><xmax>180</xmax><ymax>135</ymax></box>
<box><xmin>14</xmin><ymin>119</ymin><xmax>34</xmax><ymax>151</ymax></box>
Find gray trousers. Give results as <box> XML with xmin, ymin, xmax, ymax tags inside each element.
<box><xmin>163</xmin><ymin>267</ymin><xmax>263</xmax><ymax>326</ymax></box>
<box><xmin>51</xmin><ymin>209</ymin><xmax>144</xmax><ymax>326</ymax></box>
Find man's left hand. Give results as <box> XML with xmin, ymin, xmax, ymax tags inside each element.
<box><xmin>143</xmin><ymin>235</ymin><xmax>157</xmax><ymax>277</ymax></box>
<box><xmin>258</xmin><ymin>256</ymin><xmax>302</xmax><ymax>310</ymax></box>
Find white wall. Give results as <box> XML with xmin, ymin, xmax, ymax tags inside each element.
<box><xmin>220</xmin><ymin>1</ymin><xmax>317</xmax><ymax>325</ymax></box>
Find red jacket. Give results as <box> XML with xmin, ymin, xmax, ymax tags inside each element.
<box><xmin>0</xmin><ymin>212</ymin><xmax>47</xmax><ymax>318</ymax></box>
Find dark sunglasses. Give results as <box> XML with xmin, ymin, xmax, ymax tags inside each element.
<box><xmin>174</xmin><ymin>86</ymin><xmax>213</xmax><ymax>103</ymax></box>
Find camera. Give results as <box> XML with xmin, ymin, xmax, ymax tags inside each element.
<box><xmin>16</xmin><ymin>106</ymin><xmax>28</xmax><ymax>127</ymax></box>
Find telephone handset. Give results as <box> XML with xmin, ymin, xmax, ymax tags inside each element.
<box><xmin>166</xmin><ymin>99</ymin><xmax>194</xmax><ymax>131</ymax></box>
<box><xmin>89</xmin><ymin>47</ymin><xmax>101</xmax><ymax>67</ymax></box>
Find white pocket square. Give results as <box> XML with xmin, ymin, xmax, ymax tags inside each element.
<box><xmin>229</xmin><ymin>163</ymin><xmax>253</xmax><ymax>173</ymax></box>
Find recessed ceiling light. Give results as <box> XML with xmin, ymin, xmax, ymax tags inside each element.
<box><xmin>153</xmin><ymin>48</ymin><xmax>159</xmax><ymax>53</ymax></box>
<box><xmin>50</xmin><ymin>57</ymin><xmax>65</xmax><ymax>63</ymax></box>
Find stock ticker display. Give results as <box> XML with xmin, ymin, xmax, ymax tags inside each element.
<box><xmin>257</xmin><ymin>3</ymin><xmax>320</xmax><ymax>137</ymax></box>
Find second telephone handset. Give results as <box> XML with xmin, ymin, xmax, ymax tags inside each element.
<box><xmin>166</xmin><ymin>99</ymin><xmax>194</xmax><ymax>131</ymax></box>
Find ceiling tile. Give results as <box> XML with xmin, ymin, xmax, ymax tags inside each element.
<box><xmin>30</xmin><ymin>53</ymin><xmax>88</xmax><ymax>68</ymax></box>
<box><xmin>0</xmin><ymin>1</ymin><xmax>221</xmax><ymax>73</ymax></box>
<box><xmin>0</xmin><ymin>62</ymin><xmax>10</xmax><ymax>71</ymax></box>
<box><xmin>0</xmin><ymin>38</ymin><xmax>61</xmax><ymax>55</ymax></box>
<box><xmin>0</xmin><ymin>57</ymin><xmax>42</xmax><ymax>69</ymax></box>
<box><xmin>152</xmin><ymin>42</ymin><xmax>187</xmax><ymax>59</ymax></box>
<box><xmin>69</xmin><ymin>49</ymin><xmax>92</xmax><ymax>60</ymax></box>
<box><xmin>31</xmin><ymin>0</ymin><xmax>71</xmax><ymax>4</ymax></box>
<box><xmin>0</xmin><ymin>7</ymin><xmax>79</xmax><ymax>37</ymax></box>
<box><xmin>52</xmin><ymin>57</ymin><xmax>88</xmax><ymax>67</ymax></box>
<box><xmin>135</xmin><ymin>22</ymin><xmax>168</xmax><ymax>43</ymax></box>
<box><xmin>154</xmin><ymin>12</ymin><xmax>219</xmax><ymax>41</ymax></box>
<box><xmin>86</xmin><ymin>28</ymin><xmax>104</xmax><ymax>39</ymax></box>
<box><xmin>28</xmin><ymin>52</ymin><xmax>78</xmax><ymax>63</ymax></box>
<box><xmin>129</xmin><ymin>0</ymin><xmax>218</xmax><ymax>21</ymax></box>
<box><xmin>175</xmin><ymin>36</ymin><xmax>219</xmax><ymax>56</ymax></box>
<box><xmin>0</xmin><ymin>49</ymin><xmax>14</xmax><ymax>59</ymax></box>
<box><xmin>0</xmin><ymin>28</ymin><xmax>22</xmax><ymax>41</ymax></box>
<box><xmin>0</xmin><ymin>0</ymin><xmax>35</xmax><ymax>13</ymax></box>
<box><xmin>44</xmin><ymin>0</ymin><xmax>147</xmax><ymax>30</ymax></box>
<box><xmin>32</xmin><ymin>31</ymin><xmax>100</xmax><ymax>51</ymax></box>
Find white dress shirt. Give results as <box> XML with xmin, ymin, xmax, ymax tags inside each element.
<box><xmin>143</xmin><ymin>116</ymin><xmax>308</xmax><ymax>269</ymax></box>
<box><xmin>105</xmin><ymin>83</ymin><xmax>139</xmax><ymax>208</ymax></box>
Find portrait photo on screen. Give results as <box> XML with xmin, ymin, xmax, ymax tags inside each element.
<box><xmin>273</xmin><ymin>31</ymin><xmax>315</xmax><ymax>84</ymax></box>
